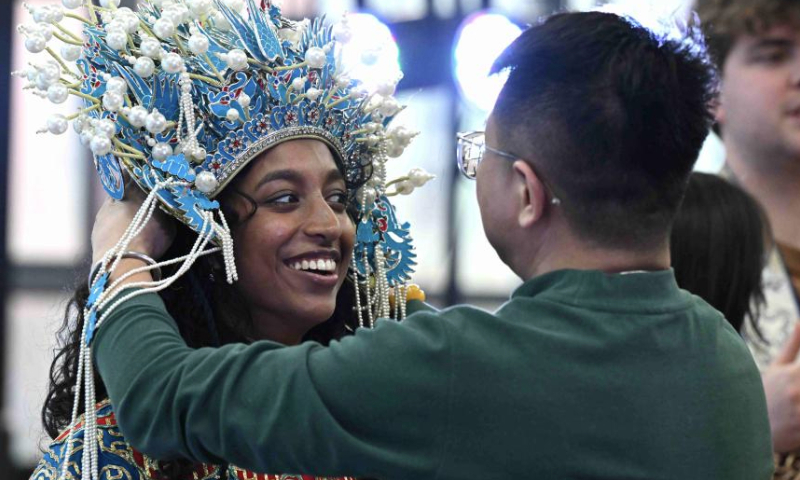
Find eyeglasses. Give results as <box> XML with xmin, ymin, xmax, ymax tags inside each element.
<box><xmin>456</xmin><ymin>131</ymin><xmax>562</xmax><ymax>206</ymax></box>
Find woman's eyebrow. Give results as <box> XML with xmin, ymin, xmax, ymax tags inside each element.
<box><xmin>325</xmin><ymin>168</ymin><xmax>345</xmax><ymax>185</ymax></box>
<box><xmin>256</xmin><ymin>169</ymin><xmax>303</xmax><ymax>189</ymax></box>
<box><xmin>255</xmin><ymin>167</ymin><xmax>344</xmax><ymax>189</ymax></box>
<box><xmin>749</xmin><ymin>37</ymin><xmax>794</xmax><ymax>52</ymax></box>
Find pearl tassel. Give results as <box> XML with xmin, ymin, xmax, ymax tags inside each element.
<box><xmin>59</xmin><ymin>179</ymin><xmax>238</xmax><ymax>480</ymax></box>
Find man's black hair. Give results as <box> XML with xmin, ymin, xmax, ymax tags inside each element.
<box><xmin>491</xmin><ymin>11</ymin><xmax>717</xmax><ymax>248</ymax></box>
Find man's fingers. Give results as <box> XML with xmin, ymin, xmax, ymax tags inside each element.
<box><xmin>775</xmin><ymin>322</ymin><xmax>800</xmax><ymax>365</ymax></box>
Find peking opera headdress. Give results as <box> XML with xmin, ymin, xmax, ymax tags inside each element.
<box><xmin>14</xmin><ymin>1</ymin><xmax>433</xmax><ymax>479</ymax></box>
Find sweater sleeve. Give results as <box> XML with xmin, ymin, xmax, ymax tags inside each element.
<box><xmin>92</xmin><ymin>292</ymin><xmax>452</xmax><ymax>479</ymax></box>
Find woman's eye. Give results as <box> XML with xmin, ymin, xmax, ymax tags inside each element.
<box><xmin>265</xmin><ymin>193</ymin><xmax>298</xmax><ymax>205</ymax></box>
<box><xmin>751</xmin><ymin>48</ymin><xmax>791</xmax><ymax>64</ymax></box>
<box><xmin>328</xmin><ymin>192</ymin><xmax>348</xmax><ymax>207</ymax></box>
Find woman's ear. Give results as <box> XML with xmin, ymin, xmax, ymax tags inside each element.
<box><xmin>512</xmin><ymin>160</ymin><xmax>547</xmax><ymax>229</ymax></box>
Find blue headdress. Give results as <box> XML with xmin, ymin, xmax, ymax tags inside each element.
<box><xmin>15</xmin><ymin>1</ymin><xmax>434</xmax><ymax>479</ymax></box>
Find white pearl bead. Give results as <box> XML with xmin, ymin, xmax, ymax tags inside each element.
<box><xmin>408</xmin><ymin>167</ymin><xmax>434</xmax><ymax>187</ymax></box>
<box><xmin>211</xmin><ymin>11</ymin><xmax>231</xmax><ymax>31</ymax></box>
<box><xmin>115</xmin><ymin>8</ymin><xmax>139</xmax><ymax>33</ymax></box>
<box><xmin>386</xmin><ymin>143</ymin><xmax>404</xmax><ymax>158</ymax></box>
<box><xmin>140</xmin><ymin>37</ymin><xmax>162</xmax><ymax>58</ymax></box>
<box><xmin>90</xmin><ymin>135</ymin><xmax>113</xmax><ymax>155</ymax></box>
<box><xmin>103</xmin><ymin>92</ymin><xmax>124</xmax><ymax>112</ymax></box>
<box><xmin>145</xmin><ymin>110</ymin><xmax>167</xmax><ymax>134</ymax></box>
<box><xmin>378</xmin><ymin>97</ymin><xmax>400</xmax><ymax>117</ymax></box>
<box><xmin>192</xmin><ymin>147</ymin><xmax>207</xmax><ymax>161</ymax></box>
<box><xmin>128</xmin><ymin>105</ymin><xmax>148</xmax><ymax>127</ymax></box>
<box><xmin>188</xmin><ymin>34</ymin><xmax>209</xmax><ymax>55</ymax></box>
<box><xmin>47</xmin><ymin>114</ymin><xmax>69</xmax><ymax>135</ymax></box>
<box><xmin>194</xmin><ymin>171</ymin><xmax>218</xmax><ymax>193</ymax></box>
<box><xmin>50</xmin><ymin>6</ymin><xmax>65</xmax><ymax>23</ymax></box>
<box><xmin>153</xmin><ymin>17</ymin><xmax>176</xmax><ymax>39</ymax></box>
<box><xmin>237</xmin><ymin>93</ymin><xmax>250</xmax><ymax>108</ymax></box>
<box><xmin>151</xmin><ymin>142</ymin><xmax>173</xmax><ymax>161</ymax></box>
<box><xmin>73</xmin><ymin>116</ymin><xmax>88</xmax><ymax>133</ymax></box>
<box><xmin>35</xmin><ymin>74</ymin><xmax>54</xmax><ymax>91</ymax></box>
<box><xmin>105</xmin><ymin>76</ymin><xmax>127</xmax><ymax>94</ymax></box>
<box><xmin>32</xmin><ymin>7</ymin><xmax>55</xmax><ymax>24</ymax></box>
<box><xmin>376</xmin><ymin>81</ymin><xmax>397</xmax><ymax>97</ymax></box>
<box><xmin>99</xmin><ymin>0</ymin><xmax>121</xmax><ymax>7</ymax></box>
<box><xmin>161</xmin><ymin>52</ymin><xmax>184</xmax><ymax>74</ymax></box>
<box><xmin>225</xmin><ymin>108</ymin><xmax>240</xmax><ymax>122</ymax></box>
<box><xmin>106</xmin><ymin>30</ymin><xmax>128</xmax><ymax>51</ymax></box>
<box><xmin>305</xmin><ymin>88</ymin><xmax>322</xmax><ymax>102</ymax></box>
<box><xmin>335</xmin><ymin>75</ymin><xmax>350</xmax><ymax>89</ymax></box>
<box><xmin>291</xmin><ymin>77</ymin><xmax>305</xmax><ymax>91</ymax></box>
<box><xmin>223</xmin><ymin>0</ymin><xmax>245</xmax><ymax>12</ymax></box>
<box><xmin>25</xmin><ymin>35</ymin><xmax>47</xmax><ymax>53</ymax></box>
<box><xmin>187</xmin><ymin>0</ymin><xmax>213</xmax><ymax>16</ymax></box>
<box><xmin>36</xmin><ymin>24</ymin><xmax>54</xmax><ymax>41</ymax></box>
<box><xmin>61</xmin><ymin>44</ymin><xmax>82</xmax><ymax>61</ymax></box>
<box><xmin>146</xmin><ymin>137</ymin><xmax>157</xmax><ymax>147</ymax></box>
<box><xmin>133</xmin><ymin>56</ymin><xmax>156</xmax><ymax>77</ymax></box>
<box><xmin>47</xmin><ymin>84</ymin><xmax>69</xmax><ymax>104</ymax></box>
<box><xmin>304</xmin><ymin>47</ymin><xmax>326</xmax><ymax>68</ymax></box>
<box><xmin>96</xmin><ymin>118</ymin><xmax>117</xmax><ymax>137</ymax></box>
<box><xmin>62</xmin><ymin>0</ymin><xmax>83</xmax><ymax>9</ymax></box>
<box><xmin>370</xmin><ymin>110</ymin><xmax>385</xmax><ymax>123</ymax></box>
<box><xmin>79</xmin><ymin>129</ymin><xmax>93</xmax><ymax>146</ymax></box>
<box><xmin>224</xmin><ymin>49</ymin><xmax>248</xmax><ymax>71</ymax></box>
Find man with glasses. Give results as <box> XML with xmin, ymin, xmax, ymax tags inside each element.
<box><xmin>88</xmin><ymin>11</ymin><xmax>773</xmax><ymax>479</ymax></box>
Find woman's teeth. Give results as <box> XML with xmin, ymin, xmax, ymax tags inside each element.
<box><xmin>291</xmin><ymin>259</ymin><xmax>337</xmax><ymax>272</ymax></box>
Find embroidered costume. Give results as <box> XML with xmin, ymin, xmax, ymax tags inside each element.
<box><xmin>30</xmin><ymin>400</ymin><xmax>356</xmax><ymax>480</ymax></box>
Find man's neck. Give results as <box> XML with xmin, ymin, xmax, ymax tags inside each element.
<box><xmin>727</xmin><ymin>149</ymin><xmax>800</xmax><ymax>249</ymax></box>
<box><xmin>520</xmin><ymin>232</ymin><xmax>671</xmax><ymax>280</ymax></box>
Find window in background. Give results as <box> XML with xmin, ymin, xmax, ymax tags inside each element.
<box><xmin>8</xmin><ymin>0</ymin><xmax>88</xmax><ymax>266</ymax></box>
<box><xmin>390</xmin><ymin>87</ymin><xmax>454</xmax><ymax>296</ymax></box>
<box><xmin>3</xmin><ymin>291</ymin><xmax>70</xmax><ymax>466</ymax></box>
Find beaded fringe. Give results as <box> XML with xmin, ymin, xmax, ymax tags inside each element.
<box><xmin>59</xmin><ymin>178</ymin><xmax>238</xmax><ymax>480</ymax></box>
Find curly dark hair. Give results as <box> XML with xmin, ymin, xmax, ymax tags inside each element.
<box><xmin>42</xmin><ymin>153</ymin><xmax>367</xmax><ymax>477</ymax></box>
<box><xmin>696</xmin><ymin>0</ymin><xmax>800</xmax><ymax>68</ymax></box>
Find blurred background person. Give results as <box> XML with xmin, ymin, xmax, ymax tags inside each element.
<box><xmin>670</xmin><ymin>171</ymin><xmax>770</xmax><ymax>335</ymax></box>
<box><xmin>696</xmin><ymin>0</ymin><xmax>800</xmax><ymax>465</ymax></box>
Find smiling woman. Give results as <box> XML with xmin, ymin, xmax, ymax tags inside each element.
<box><xmin>19</xmin><ymin>1</ymin><xmax>432</xmax><ymax>479</ymax></box>
<box><xmin>222</xmin><ymin>140</ymin><xmax>356</xmax><ymax>346</ymax></box>
<box><xmin>36</xmin><ymin>138</ymin><xmax>367</xmax><ymax>480</ymax></box>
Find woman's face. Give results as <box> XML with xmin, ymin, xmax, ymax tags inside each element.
<box><xmin>226</xmin><ymin>139</ymin><xmax>355</xmax><ymax>344</ymax></box>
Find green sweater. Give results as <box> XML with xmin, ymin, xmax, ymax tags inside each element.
<box><xmin>94</xmin><ymin>269</ymin><xmax>773</xmax><ymax>479</ymax></box>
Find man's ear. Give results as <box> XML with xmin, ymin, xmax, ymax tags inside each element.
<box><xmin>512</xmin><ymin>160</ymin><xmax>547</xmax><ymax>228</ymax></box>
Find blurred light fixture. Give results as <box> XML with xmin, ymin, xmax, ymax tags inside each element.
<box><xmin>337</xmin><ymin>13</ymin><xmax>402</xmax><ymax>93</ymax></box>
<box><xmin>453</xmin><ymin>12</ymin><xmax>522</xmax><ymax>112</ymax></box>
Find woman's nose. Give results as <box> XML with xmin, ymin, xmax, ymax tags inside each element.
<box><xmin>303</xmin><ymin>196</ymin><xmax>342</xmax><ymax>242</ymax></box>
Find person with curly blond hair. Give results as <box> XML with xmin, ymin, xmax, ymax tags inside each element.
<box><xmin>697</xmin><ymin>0</ymin><xmax>800</xmax><ymax>468</ymax></box>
